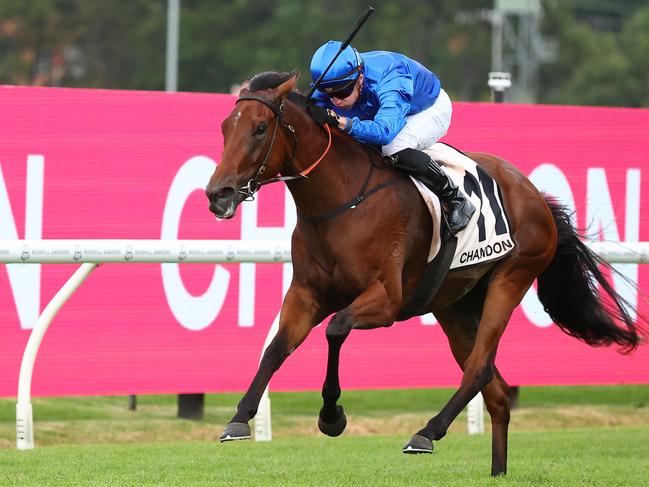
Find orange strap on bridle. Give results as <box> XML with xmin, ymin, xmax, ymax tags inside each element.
<box><xmin>234</xmin><ymin>95</ymin><xmax>334</xmax><ymax>198</ymax></box>
<box><xmin>299</xmin><ymin>124</ymin><xmax>332</xmax><ymax>177</ymax></box>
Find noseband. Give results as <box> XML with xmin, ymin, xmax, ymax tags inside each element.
<box><xmin>234</xmin><ymin>95</ymin><xmax>331</xmax><ymax>200</ymax></box>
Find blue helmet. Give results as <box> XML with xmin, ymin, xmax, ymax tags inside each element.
<box><xmin>310</xmin><ymin>40</ymin><xmax>363</xmax><ymax>96</ymax></box>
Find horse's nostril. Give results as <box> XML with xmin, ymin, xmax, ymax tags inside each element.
<box><xmin>207</xmin><ymin>186</ymin><xmax>238</xmax><ymax>218</ymax></box>
<box><xmin>217</xmin><ymin>187</ymin><xmax>233</xmax><ymax>199</ymax></box>
<box><xmin>208</xmin><ymin>186</ymin><xmax>235</xmax><ymax>203</ymax></box>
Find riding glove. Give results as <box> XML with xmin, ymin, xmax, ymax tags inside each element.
<box><xmin>307</xmin><ymin>104</ymin><xmax>340</xmax><ymax>128</ymax></box>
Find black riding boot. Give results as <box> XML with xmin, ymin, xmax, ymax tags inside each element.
<box><xmin>390</xmin><ymin>148</ymin><xmax>475</xmax><ymax>235</ymax></box>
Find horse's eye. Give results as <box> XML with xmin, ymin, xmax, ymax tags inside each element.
<box><xmin>255</xmin><ymin>123</ymin><xmax>267</xmax><ymax>136</ymax></box>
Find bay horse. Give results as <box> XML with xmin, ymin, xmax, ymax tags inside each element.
<box><xmin>205</xmin><ymin>71</ymin><xmax>643</xmax><ymax>476</ymax></box>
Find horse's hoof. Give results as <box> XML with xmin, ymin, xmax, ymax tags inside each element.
<box><xmin>402</xmin><ymin>434</ymin><xmax>433</xmax><ymax>454</ymax></box>
<box><xmin>318</xmin><ymin>405</ymin><xmax>347</xmax><ymax>437</ymax></box>
<box><xmin>219</xmin><ymin>422</ymin><xmax>251</xmax><ymax>442</ymax></box>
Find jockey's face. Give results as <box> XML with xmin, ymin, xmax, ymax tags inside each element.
<box><xmin>330</xmin><ymin>74</ymin><xmax>363</xmax><ymax>109</ymax></box>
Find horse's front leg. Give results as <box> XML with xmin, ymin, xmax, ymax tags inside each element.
<box><xmin>317</xmin><ymin>322</ymin><xmax>350</xmax><ymax>436</ymax></box>
<box><xmin>318</xmin><ymin>280</ymin><xmax>401</xmax><ymax>437</ymax></box>
<box><xmin>220</xmin><ymin>284</ymin><xmax>322</xmax><ymax>442</ymax></box>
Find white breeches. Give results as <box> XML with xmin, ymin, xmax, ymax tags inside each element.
<box><xmin>382</xmin><ymin>88</ymin><xmax>453</xmax><ymax>156</ymax></box>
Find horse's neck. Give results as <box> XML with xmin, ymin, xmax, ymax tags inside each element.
<box><xmin>284</xmin><ymin>107</ymin><xmax>368</xmax><ymax>218</ymax></box>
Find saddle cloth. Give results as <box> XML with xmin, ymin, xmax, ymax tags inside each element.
<box><xmin>410</xmin><ymin>143</ymin><xmax>515</xmax><ymax>269</ymax></box>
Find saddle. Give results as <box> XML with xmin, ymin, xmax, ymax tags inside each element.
<box><xmin>397</xmin><ymin>143</ymin><xmax>516</xmax><ymax>320</ymax></box>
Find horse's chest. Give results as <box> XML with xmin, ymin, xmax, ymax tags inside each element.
<box><xmin>296</xmin><ymin>218</ymin><xmax>407</xmax><ymax>304</ymax></box>
<box><xmin>318</xmin><ymin>256</ymin><xmax>381</xmax><ymax>304</ymax></box>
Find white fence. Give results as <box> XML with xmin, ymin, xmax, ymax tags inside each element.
<box><xmin>2</xmin><ymin>239</ymin><xmax>647</xmax><ymax>449</ymax></box>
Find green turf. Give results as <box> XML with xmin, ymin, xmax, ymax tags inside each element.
<box><xmin>511</xmin><ymin>384</ymin><xmax>649</xmax><ymax>408</ymax></box>
<box><xmin>0</xmin><ymin>386</ymin><xmax>648</xmax><ymax>485</ymax></box>
<box><xmin>0</xmin><ymin>427</ymin><xmax>647</xmax><ymax>486</ymax></box>
<box><xmin>269</xmin><ymin>384</ymin><xmax>649</xmax><ymax>415</ymax></box>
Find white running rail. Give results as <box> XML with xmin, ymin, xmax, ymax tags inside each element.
<box><xmin>2</xmin><ymin>239</ymin><xmax>646</xmax><ymax>448</ymax></box>
<box><xmin>1</xmin><ymin>240</ymin><xmax>290</xmax><ymax>450</ymax></box>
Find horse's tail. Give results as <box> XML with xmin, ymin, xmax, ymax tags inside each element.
<box><xmin>537</xmin><ymin>196</ymin><xmax>644</xmax><ymax>353</ymax></box>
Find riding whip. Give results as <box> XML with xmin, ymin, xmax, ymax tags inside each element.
<box><xmin>307</xmin><ymin>5</ymin><xmax>375</xmax><ymax>99</ymax></box>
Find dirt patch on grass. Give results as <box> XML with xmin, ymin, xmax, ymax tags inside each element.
<box><xmin>510</xmin><ymin>405</ymin><xmax>649</xmax><ymax>431</ymax></box>
<box><xmin>272</xmin><ymin>412</ymin><xmax>468</xmax><ymax>438</ymax></box>
<box><xmin>273</xmin><ymin>405</ymin><xmax>649</xmax><ymax>438</ymax></box>
<box><xmin>1</xmin><ymin>405</ymin><xmax>647</xmax><ymax>448</ymax></box>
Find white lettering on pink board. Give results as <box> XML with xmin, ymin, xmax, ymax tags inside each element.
<box><xmin>0</xmin><ymin>155</ymin><xmax>44</xmax><ymax>330</ymax></box>
<box><xmin>161</xmin><ymin>156</ymin><xmax>230</xmax><ymax>331</ymax></box>
<box><xmin>238</xmin><ymin>189</ymin><xmax>296</xmax><ymax>327</ymax></box>
<box><xmin>587</xmin><ymin>168</ymin><xmax>640</xmax><ymax>322</ymax></box>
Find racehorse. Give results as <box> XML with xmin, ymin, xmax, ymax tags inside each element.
<box><xmin>205</xmin><ymin>71</ymin><xmax>643</xmax><ymax>476</ymax></box>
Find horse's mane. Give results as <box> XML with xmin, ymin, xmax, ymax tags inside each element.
<box><xmin>246</xmin><ymin>71</ymin><xmax>383</xmax><ymax>162</ymax></box>
<box><xmin>286</xmin><ymin>91</ymin><xmax>309</xmax><ymax>109</ymax></box>
<box><xmin>247</xmin><ymin>70</ymin><xmax>309</xmax><ymax>110</ymax></box>
<box><xmin>247</xmin><ymin>70</ymin><xmax>387</xmax><ymax>165</ymax></box>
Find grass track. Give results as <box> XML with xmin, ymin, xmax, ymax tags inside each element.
<box><xmin>0</xmin><ymin>386</ymin><xmax>648</xmax><ymax>485</ymax></box>
<box><xmin>1</xmin><ymin>428</ymin><xmax>648</xmax><ymax>486</ymax></box>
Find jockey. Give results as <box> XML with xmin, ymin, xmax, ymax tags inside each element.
<box><xmin>308</xmin><ymin>40</ymin><xmax>475</xmax><ymax>235</ymax></box>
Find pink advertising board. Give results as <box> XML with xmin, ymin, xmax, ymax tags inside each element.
<box><xmin>0</xmin><ymin>85</ymin><xmax>648</xmax><ymax>397</ymax></box>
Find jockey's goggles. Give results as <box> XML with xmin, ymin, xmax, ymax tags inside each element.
<box><xmin>323</xmin><ymin>77</ymin><xmax>358</xmax><ymax>99</ymax></box>
<box><xmin>319</xmin><ymin>63</ymin><xmax>363</xmax><ymax>99</ymax></box>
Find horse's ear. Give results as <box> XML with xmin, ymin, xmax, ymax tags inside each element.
<box><xmin>238</xmin><ymin>79</ymin><xmax>251</xmax><ymax>96</ymax></box>
<box><xmin>276</xmin><ymin>70</ymin><xmax>299</xmax><ymax>98</ymax></box>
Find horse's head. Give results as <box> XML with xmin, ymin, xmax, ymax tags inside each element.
<box><xmin>206</xmin><ymin>71</ymin><xmax>299</xmax><ymax>219</ymax></box>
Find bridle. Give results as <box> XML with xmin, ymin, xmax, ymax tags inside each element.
<box><xmin>234</xmin><ymin>95</ymin><xmax>332</xmax><ymax>200</ymax></box>
<box><xmin>233</xmin><ymin>94</ymin><xmax>401</xmax><ymax>222</ymax></box>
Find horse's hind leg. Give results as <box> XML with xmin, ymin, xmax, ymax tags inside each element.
<box><xmin>319</xmin><ymin>280</ymin><xmax>401</xmax><ymax>436</ymax></box>
<box><xmin>445</xmin><ymin>333</ymin><xmax>511</xmax><ymax>476</ymax></box>
<box><xmin>412</xmin><ymin>285</ymin><xmax>510</xmax><ymax>475</ymax></box>
<box><xmin>405</xmin><ymin>280</ymin><xmax>523</xmax><ymax>466</ymax></box>
<box><xmin>484</xmin><ymin>370</ymin><xmax>510</xmax><ymax>475</ymax></box>
<box><xmin>406</xmin><ymin>260</ymin><xmax>540</xmax><ymax>474</ymax></box>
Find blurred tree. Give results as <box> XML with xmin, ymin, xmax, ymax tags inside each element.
<box><xmin>0</xmin><ymin>0</ymin><xmax>648</xmax><ymax>107</ymax></box>
<box><xmin>177</xmin><ymin>0</ymin><xmax>492</xmax><ymax>100</ymax></box>
<box><xmin>0</xmin><ymin>0</ymin><xmax>70</xmax><ymax>86</ymax></box>
<box><xmin>540</xmin><ymin>1</ymin><xmax>649</xmax><ymax>107</ymax></box>
<box><xmin>0</xmin><ymin>0</ymin><xmax>166</xmax><ymax>89</ymax></box>
<box><xmin>618</xmin><ymin>6</ymin><xmax>649</xmax><ymax>107</ymax></box>
<box><xmin>70</xmin><ymin>0</ymin><xmax>166</xmax><ymax>89</ymax></box>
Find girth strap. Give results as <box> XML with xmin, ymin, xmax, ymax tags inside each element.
<box><xmin>299</xmin><ymin>159</ymin><xmax>403</xmax><ymax>222</ymax></box>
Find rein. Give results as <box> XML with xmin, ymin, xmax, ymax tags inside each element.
<box><xmin>235</xmin><ymin>94</ymin><xmax>401</xmax><ymax>221</ymax></box>
<box><xmin>235</xmin><ymin>95</ymin><xmax>332</xmax><ymax>199</ymax></box>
